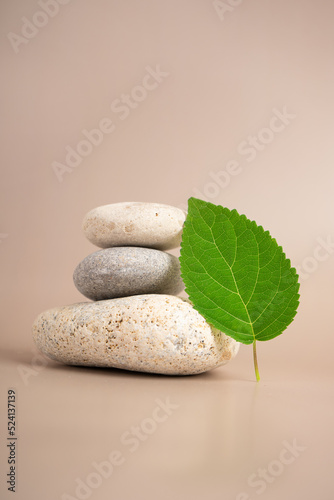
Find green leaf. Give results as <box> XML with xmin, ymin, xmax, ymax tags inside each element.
<box><xmin>179</xmin><ymin>198</ymin><xmax>300</xmax><ymax>380</ymax></box>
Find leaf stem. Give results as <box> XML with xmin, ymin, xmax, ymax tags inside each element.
<box><xmin>253</xmin><ymin>340</ymin><xmax>260</xmax><ymax>382</ymax></box>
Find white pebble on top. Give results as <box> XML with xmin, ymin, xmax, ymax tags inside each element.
<box><xmin>82</xmin><ymin>202</ymin><xmax>186</xmax><ymax>250</ymax></box>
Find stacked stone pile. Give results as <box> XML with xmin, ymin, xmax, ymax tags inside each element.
<box><xmin>32</xmin><ymin>202</ymin><xmax>239</xmax><ymax>375</ymax></box>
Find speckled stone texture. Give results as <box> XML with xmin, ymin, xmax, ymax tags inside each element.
<box><xmin>32</xmin><ymin>295</ymin><xmax>240</xmax><ymax>375</ymax></box>
<box><xmin>73</xmin><ymin>247</ymin><xmax>184</xmax><ymax>301</ymax></box>
<box><xmin>82</xmin><ymin>202</ymin><xmax>186</xmax><ymax>250</ymax></box>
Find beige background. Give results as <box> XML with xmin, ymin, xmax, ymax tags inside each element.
<box><xmin>1</xmin><ymin>0</ymin><xmax>333</xmax><ymax>499</ymax></box>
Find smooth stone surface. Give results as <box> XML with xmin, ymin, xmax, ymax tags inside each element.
<box><xmin>73</xmin><ymin>247</ymin><xmax>185</xmax><ymax>301</ymax></box>
<box><xmin>32</xmin><ymin>295</ymin><xmax>240</xmax><ymax>375</ymax></box>
<box><xmin>82</xmin><ymin>202</ymin><xmax>186</xmax><ymax>250</ymax></box>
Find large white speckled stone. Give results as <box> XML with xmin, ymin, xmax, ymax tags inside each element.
<box><xmin>82</xmin><ymin>202</ymin><xmax>186</xmax><ymax>250</ymax></box>
<box><xmin>32</xmin><ymin>295</ymin><xmax>239</xmax><ymax>376</ymax></box>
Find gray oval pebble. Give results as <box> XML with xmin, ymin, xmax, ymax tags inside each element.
<box><xmin>73</xmin><ymin>247</ymin><xmax>184</xmax><ymax>301</ymax></box>
<box><xmin>32</xmin><ymin>294</ymin><xmax>239</xmax><ymax>375</ymax></box>
<box><xmin>82</xmin><ymin>202</ymin><xmax>186</xmax><ymax>250</ymax></box>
